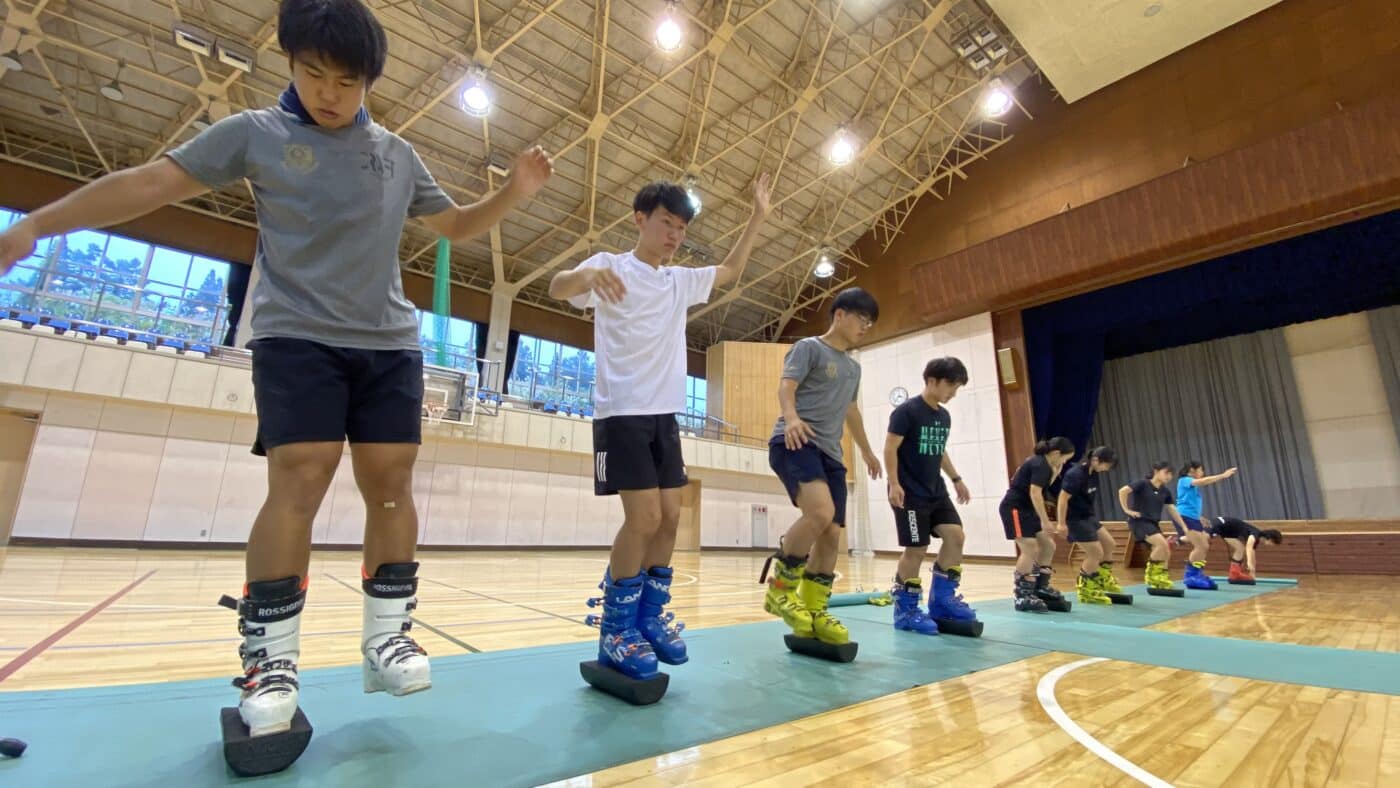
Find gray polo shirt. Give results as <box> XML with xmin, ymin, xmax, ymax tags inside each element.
<box><xmin>167</xmin><ymin>108</ymin><xmax>453</xmax><ymax>351</ymax></box>
<box><xmin>771</xmin><ymin>336</ymin><xmax>861</xmax><ymax>462</ymax></box>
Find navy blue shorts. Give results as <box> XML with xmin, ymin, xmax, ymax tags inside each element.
<box><xmin>1182</xmin><ymin>516</ymin><xmax>1205</xmax><ymax>532</ymax></box>
<box><xmin>769</xmin><ymin>438</ymin><xmax>847</xmax><ymax>527</ymax></box>
<box><xmin>249</xmin><ymin>337</ymin><xmax>423</xmax><ymax>456</ymax></box>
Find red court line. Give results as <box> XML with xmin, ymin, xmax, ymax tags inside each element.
<box><xmin>0</xmin><ymin>569</ymin><xmax>157</xmax><ymax>684</ymax></box>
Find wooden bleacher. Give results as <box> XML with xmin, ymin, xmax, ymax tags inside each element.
<box><xmin>1054</xmin><ymin>519</ymin><xmax>1400</xmax><ymax>575</ymax></box>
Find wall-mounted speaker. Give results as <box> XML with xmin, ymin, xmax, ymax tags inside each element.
<box><xmin>996</xmin><ymin>347</ymin><xmax>1019</xmax><ymax>388</ymax></box>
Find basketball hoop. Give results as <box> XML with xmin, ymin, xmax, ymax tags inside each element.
<box><xmin>425</xmin><ymin>403</ymin><xmax>448</xmax><ymax>426</ymax></box>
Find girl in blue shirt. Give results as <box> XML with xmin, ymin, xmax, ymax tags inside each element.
<box><xmin>1176</xmin><ymin>461</ymin><xmax>1238</xmax><ymax>589</ymax></box>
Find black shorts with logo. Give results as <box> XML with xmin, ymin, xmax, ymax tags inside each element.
<box><xmin>893</xmin><ymin>496</ymin><xmax>962</xmax><ymax>547</ymax></box>
<box><xmin>249</xmin><ymin>337</ymin><xmax>423</xmax><ymax>456</ymax></box>
<box><xmin>592</xmin><ymin>414</ymin><xmax>687</xmax><ymax>495</ymax></box>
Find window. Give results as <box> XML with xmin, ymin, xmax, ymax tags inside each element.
<box><xmin>0</xmin><ymin>206</ymin><xmax>234</xmax><ymax>343</ymax></box>
<box><xmin>508</xmin><ymin>334</ymin><xmax>595</xmax><ymax>410</ymax></box>
<box><xmin>418</xmin><ymin>311</ymin><xmax>480</xmax><ymax>371</ymax></box>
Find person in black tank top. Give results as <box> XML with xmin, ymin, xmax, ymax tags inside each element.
<box><xmin>1210</xmin><ymin>516</ymin><xmax>1284</xmax><ymax>581</ymax></box>
<box><xmin>998</xmin><ymin>437</ymin><xmax>1075</xmax><ymax>613</ymax></box>
<box><xmin>1055</xmin><ymin>447</ymin><xmax>1121</xmax><ymax>604</ymax></box>
<box><xmin>1118</xmin><ymin>462</ymin><xmax>1191</xmax><ymax>592</ymax></box>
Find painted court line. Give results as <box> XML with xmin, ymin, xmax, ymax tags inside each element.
<box><xmin>1037</xmin><ymin>657</ymin><xmax>1174</xmax><ymax>788</ymax></box>
<box><xmin>0</xmin><ymin>569</ymin><xmax>157</xmax><ymax>684</ymax></box>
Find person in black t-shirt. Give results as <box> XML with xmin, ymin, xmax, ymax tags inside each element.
<box><xmin>884</xmin><ymin>357</ymin><xmax>978</xmax><ymax>635</ymax></box>
<box><xmin>1055</xmin><ymin>446</ymin><xmax>1120</xmax><ymax>604</ymax></box>
<box><xmin>1209</xmin><ymin>516</ymin><xmax>1283</xmax><ymax>582</ymax></box>
<box><xmin>1118</xmin><ymin>461</ymin><xmax>1191</xmax><ymax>591</ymax></box>
<box><xmin>999</xmin><ymin>436</ymin><xmax>1075</xmax><ymax>613</ymax></box>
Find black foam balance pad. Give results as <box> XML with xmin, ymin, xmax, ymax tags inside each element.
<box><xmin>1106</xmin><ymin>592</ymin><xmax>1134</xmax><ymax>605</ymax></box>
<box><xmin>220</xmin><ymin>707</ymin><xmax>312</xmax><ymax>778</ymax></box>
<box><xmin>933</xmin><ymin>618</ymin><xmax>984</xmax><ymax>637</ymax></box>
<box><xmin>579</xmin><ymin>661</ymin><xmax>670</xmax><ymax>706</ymax></box>
<box><xmin>1146</xmin><ymin>587</ymin><xmax>1186</xmax><ymax>598</ymax></box>
<box><xmin>783</xmin><ymin>635</ymin><xmax>859</xmax><ymax>662</ymax></box>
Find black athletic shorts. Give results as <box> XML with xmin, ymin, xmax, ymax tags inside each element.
<box><xmin>1128</xmin><ymin>518</ymin><xmax>1164</xmax><ymax>543</ymax></box>
<box><xmin>1066</xmin><ymin>517</ymin><xmax>1102</xmax><ymax>544</ymax></box>
<box><xmin>999</xmin><ymin>501</ymin><xmax>1042</xmax><ymax>539</ymax></box>
<box><xmin>592</xmin><ymin>414</ymin><xmax>687</xmax><ymax>495</ymax></box>
<box><xmin>249</xmin><ymin>337</ymin><xmax>423</xmax><ymax>456</ymax></box>
<box><xmin>893</xmin><ymin>497</ymin><xmax>962</xmax><ymax>547</ymax></box>
<box><xmin>769</xmin><ymin>438</ymin><xmax>848</xmax><ymax>527</ymax></box>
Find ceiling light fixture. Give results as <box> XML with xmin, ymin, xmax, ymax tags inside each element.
<box><xmin>0</xmin><ymin>50</ymin><xmax>21</xmax><ymax>72</ymax></box>
<box><xmin>99</xmin><ymin>60</ymin><xmax>126</xmax><ymax>102</ymax></box>
<box><xmin>981</xmin><ymin>78</ymin><xmax>1012</xmax><ymax>118</ymax></box>
<box><xmin>655</xmin><ymin>2</ymin><xmax>684</xmax><ymax>53</ymax></box>
<box><xmin>828</xmin><ymin>126</ymin><xmax>856</xmax><ymax>166</ymax></box>
<box><xmin>813</xmin><ymin>247</ymin><xmax>836</xmax><ymax>279</ymax></box>
<box><xmin>684</xmin><ymin>175</ymin><xmax>702</xmax><ymax>217</ymax></box>
<box><xmin>460</xmin><ymin>67</ymin><xmax>492</xmax><ymax>118</ymax></box>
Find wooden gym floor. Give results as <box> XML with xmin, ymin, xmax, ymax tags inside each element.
<box><xmin>0</xmin><ymin>546</ymin><xmax>1396</xmax><ymax>786</ymax></box>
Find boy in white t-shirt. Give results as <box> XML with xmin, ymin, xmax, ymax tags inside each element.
<box><xmin>549</xmin><ymin>175</ymin><xmax>772</xmax><ymax>681</ymax></box>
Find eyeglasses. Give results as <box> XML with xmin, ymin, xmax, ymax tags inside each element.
<box><xmin>855</xmin><ymin>316</ymin><xmax>874</xmax><ymax>329</ymax></box>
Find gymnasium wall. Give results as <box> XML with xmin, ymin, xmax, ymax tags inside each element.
<box><xmin>0</xmin><ymin>328</ymin><xmax>790</xmax><ymax>549</ymax></box>
<box><xmin>851</xmin><ymin>313</ymin><xmax>1012</xmax><ymax>558</ymax></box>
<box><xmin>1284</xmin><ymin>313</ymin><xmax>1400</xmax><ymax>518</ymax></box>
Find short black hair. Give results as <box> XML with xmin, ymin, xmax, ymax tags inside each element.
<box><xmin>830</xmin><ymin>287</ymin><xmax>879</xmax><ymax>323</ymax></box>
<box><xmin>923</xmin><ymin>357</ymin><xmax>968</xmax><ymax>385</ymax></box>
<box><xmin>633</xmin><ymin>182</ymin><xmax>696</xmax><ymax>223</ymax></box>
<box><xmin>1148</xmin><ymin>460</ymin><xmax>1172</xmax><ymax>478</ymax></box>
<box><xmin>279</xmin><ymin>0</ymin><xmax>389</xmax><ymax>83</ymax></box>
<box><xmin>1179</xmin><ymin>459</ymin><xmax>1203</xmax><ymax>478</ymax></box>
<box><xmin>1260</xmin><ymin>528</ymin><xmax>1284</xmax><ymax>545</ymax></box>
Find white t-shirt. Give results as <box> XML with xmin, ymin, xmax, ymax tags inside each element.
<box><xmin>568</xmin><ymin>251</ymin><xmax>717</xmax><ymax>419</ymax></box>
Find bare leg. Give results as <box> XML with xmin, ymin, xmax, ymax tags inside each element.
<box><xmin>246</xmin><ymin>442</ymin><xmax>342</xmax><ymax>582</ymax></box>
<box><xmin>608</xmin><ymin>489</ymin><xmax>663</xmax><ymax>579</ymax></box>
<box><xmin>351</xmin><ymin>443</ymin><xmax>420</xmax><ymax>575</ymax></box>
<box><xmin>641</xmin><ymin>487</ymin><xmax>683</xmax><ymax>570</ymax></box>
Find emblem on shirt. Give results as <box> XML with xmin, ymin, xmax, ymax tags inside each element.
<box><xmin>282</xmin><ymin>144</ymin><xmax>318</xmax><ymax>175</ymax></box>
<box><xmin>825</xmin><ymin>361</ymin><xmax>838</xmax><ymax>379</ymax></box>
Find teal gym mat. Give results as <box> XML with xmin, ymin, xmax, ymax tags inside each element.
<box><xmin>2</xmin><ymin>581</ymin><xmax>1396</xmax><ymax>788</ymax></box>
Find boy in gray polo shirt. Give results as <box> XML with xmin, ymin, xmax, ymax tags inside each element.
<box><xmin>0</xmin><ymin>0</ymin><xmax>551</xmax><ymax>741</ymax></box>
<box><xmin>764</xmin><ymin>288</ymin><xmax>884</xmax><ymax>645</ymax></box>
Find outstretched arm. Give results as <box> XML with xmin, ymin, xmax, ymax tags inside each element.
<box><xmin>1193</xmin><ymin>467</ymin><xmax>1239</xmax><ymax>487</ymax></box>
<box><xmin>420</xmin><ymin>147</ymin><xmax>552</xmax><ymax>242</ymax></box>
<box><xmin>712</xmin><ymin>174</ymin><xmax>772</xmax><ymax>288</ymax></box>
<box><xmin>1</xmin><ymin>159</ymin><xmax>209</xmax><ymax>273</ymax></box>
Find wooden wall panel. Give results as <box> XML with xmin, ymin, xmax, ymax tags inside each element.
<box><xmin>910</xmin><ymin>92</ymin><xmax>1400</xmax><ymax>325</ymax></box>
<box><xmin>992</xmin><ymin>309</ymin><xmax>1035</xmax><ymax>476</ymax></box>
<box><xmin>786</xmin><ymin>0</ymin><xmax>1400</xmax><ymax>345</ymax></box>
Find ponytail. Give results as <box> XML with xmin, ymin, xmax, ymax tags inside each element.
<box><xmin>1085</xmin><ymin>446</ymin><xmax>1117</xmax><ymax>467</ymax></box>
<box><xmin>1034</xmin><ymin>436</ymin><xmax>1075</xmax><ymax>456</ymax></box>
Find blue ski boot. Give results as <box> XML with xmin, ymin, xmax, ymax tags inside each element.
<box><xmin>892</xmin><ymin>578</ymin><xmax>939</xmax><ymax>635</ymax></box>
<box><xmin>1183</xmin><ymin>562</ymin><xmax>1217</xmax><ymax>590</ymax></box>
<box><xmin>929</xmin><ymin>566</ymin><xmax>978</xmax><ymax>623</ymax></box>
<box><xmin>585</xmin><ymin>571</ymin><xmax>658</xmax><ymax>680</ymax></box>
<box><xmin>637</xmin><ymin>566</ymin><xmax>688</xmax><ymax>665</ymax></box>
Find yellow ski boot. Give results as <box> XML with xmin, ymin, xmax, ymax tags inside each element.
<box><xmin>1076</xmin><ymin>572</ymin><xmax>1111</xmax><ymax>604</ymax></box>
<box><xmin>1096</xmin><ymin>562</ymin><xmax>1124</xmax><ymax>594</ymax></box>
<box><xmin>763</xmin><ymin>555</ymin><xmax>815</xmax><ymax>638</ymax></box>
<box><xmin>798</xmin><ymin>571</ymin><xmax>848</xmax><ymax>645</ymax></box>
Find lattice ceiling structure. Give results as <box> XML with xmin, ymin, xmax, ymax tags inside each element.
<box><xmin>0</xmin><ymin>0</ymin><xmax>1035</xmax><ymax>351</ymax></box>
